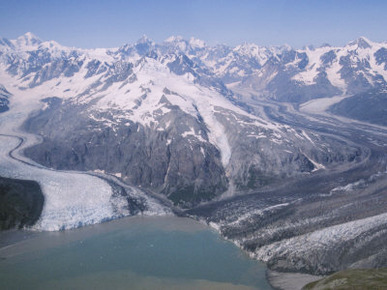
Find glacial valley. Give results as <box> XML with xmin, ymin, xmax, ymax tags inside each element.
<box><xmin>0</xmin><ymin>32</ymin><xmax>386</xmax><ymax>282</ymax></box>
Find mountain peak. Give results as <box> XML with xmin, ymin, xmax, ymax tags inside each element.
<box><xmin>16</xmin><ymin>32</ymin><xmax>42</xmax><ymax>47</ymax></box>
<box><xmin>234</xmin><ymin>42</ymin><xmax>261</xmax><ymax>53</ymax></box>
<box><xmin>136</xmin><ymin>35</ymin><xmax>154</xmax><ymax>45</ymax></box>
<box><xmin>348</xmin><ymin>36</ymin><xmax>372</xmax><ymax>49</ymax></box>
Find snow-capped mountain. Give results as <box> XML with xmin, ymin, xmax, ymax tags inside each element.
<box><xmin>151</xmin><ymin>35</ymin><xmax>387</xmax><ymax>104</ymax></box>
<box><xmin>215</xmin><ymin>37</ymin><xmax>386</xmax><ymax>104</ymax></box>
<box><xmin>2</xmin><ymin>33</ymin><xmax>386</xmax><ymax>101</ymax></box>
<box><xmin>0</xmin><ymin>32</ymin><xmax>366</xmax><ymax>207</ymax></box>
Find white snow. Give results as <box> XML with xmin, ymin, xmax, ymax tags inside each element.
<box><xmin>330</xmin><ymin>179</ymin><xmax>365</xmax><ymax>193</ymax></box>
<box><xmin>292</xmin><ymin>46</ymin><xmax>332</xmax><ymax>85</ymax></box>
<box><xmin>301</xmin><ymin>151</ymin><xmax>325</xmax><ymax>172</ymax></box>
<box><xmin>10</xmin><ymin>32</ymin><xmax>41</xmax><ymax>51</ymax></box>
<box><xmin>233</xmin><ymin>43</ymin><xmax>271</xmax><ymax>65</ymax></box>
<box><xmin>247</xmin><ymin>134</ymin><xmax>266</xmax><ymax>139</ymax></box>
<box><xmin>326</xmin><ymin>58</ymin><xmax>347</xmax><ymax>90</ymax></box>
<box><xmin>164</xmin><ymin>35</ymin><xmax>184</xmax><ymax>43</ymax></box>
<box><xmin>181</xmin><ymin>127</ymin><xmax>206</xmax><ymax>143</ymax></box>
<box><xmin>85</xmin><ymin>57</ymin><xmax>247</xmax><ymax>166</ymax></box>
<box><xmin>163</xmin><ymin>35</ymin><xmax>187</xmax><ymax>51</ymax></box>
<box><xmin>301</xmin><ymin>130</ymin><xmax>314</xmax><ymax>144</ymax></box>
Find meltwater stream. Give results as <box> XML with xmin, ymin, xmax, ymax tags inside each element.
<box><xmin>0</xmin><ymin>216</ymin><xmax>272</xmax><ymax>290</ymax></box>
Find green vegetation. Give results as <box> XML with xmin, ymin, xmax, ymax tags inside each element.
<box><xmin>0</xmin><ymin>177</ymin><xmax>44</xmax><ymax>230</ymax></box>
<box><xmin>303</xmin><ymin>268</ymin><xmax>387</xmax><ymax>290</ymax></box>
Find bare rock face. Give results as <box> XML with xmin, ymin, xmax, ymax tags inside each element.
<box><xmin>0</xmin><ymin>85</ymin><xmax>11</xmax><ymax>113</ymax></box>
<box><xmin>23</xmin><ymin>93</ymin><xmax>362</xmax><ymax>207</ymax></box>
<box><xmin>23</xmin><ymin>99</ymin><xmax>228</xmax><ymax>208</ymax></box>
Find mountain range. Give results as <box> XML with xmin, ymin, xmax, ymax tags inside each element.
<box><xmin>0</xmin><ymin>33</ymin><xmax>386</xmax><ymax>279</ymax></box>
<box><xmin>1</xmin><ymin>32</ymin><xmax>385</xmax><ymax>206</ymax></box>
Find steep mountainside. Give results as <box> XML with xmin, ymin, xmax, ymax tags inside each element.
<box><xmin>0</xmin><ymin>33</ymin><xmax>375</xmax><ymax>206</ymax></box>
<box><xmin>0</xmin><ymin>84</ymin><xmax>11</xmax><ymax>112</ymax></box>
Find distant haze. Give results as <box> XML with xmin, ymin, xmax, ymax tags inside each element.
<box><xmin>0</xmin><ymin>0</ymin><xmax>386</xmax><ymax>49</ymax></box>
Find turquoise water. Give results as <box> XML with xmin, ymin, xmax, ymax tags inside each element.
<box><xmin>0</xmin><ymin>216</ymin><xmax>272</xmax><ymax>289</ymax></box>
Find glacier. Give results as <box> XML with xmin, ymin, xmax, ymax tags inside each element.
<box><xmin>0</xmin><ymin>71</ymin><xmax>170</xmax><ymax>231</ymax></box>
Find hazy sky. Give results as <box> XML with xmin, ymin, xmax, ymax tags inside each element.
<box><xmin>1</xmin><ymin>0</ymin><xmax>386</xmax><ymax>48</ymax></box>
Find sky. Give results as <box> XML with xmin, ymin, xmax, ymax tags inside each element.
<box><xmin>0</xmin><ymin>0</ymin><xmax>386</xmax><ymax>49</ymax></box>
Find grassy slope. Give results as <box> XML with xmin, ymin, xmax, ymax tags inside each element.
<box><xmin>303</xmin><ymin>268</ymin><xmax>387</xmax><ymax>290</ymax></box>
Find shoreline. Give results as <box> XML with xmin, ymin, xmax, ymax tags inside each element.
<box><xmin>266</xmin><ymin>270</ymin><xmax>323</xmax><ymax>290</ymax></box>
<box><xmin>0</xmin><ymin>207</ymin><xmax>348</xmax><ymax>290</ymax></box>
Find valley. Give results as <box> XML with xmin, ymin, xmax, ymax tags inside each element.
<box><xmin>187</xmin><ymin>97</ymin><xmax>387</xmax><ymax>275</ymax></box>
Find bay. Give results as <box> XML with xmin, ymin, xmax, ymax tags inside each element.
<box><xmin>0</xmin><ymin>216</ymin><xmax>272</xmax><ymax>289</ymax></box>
